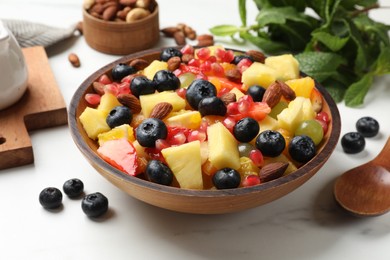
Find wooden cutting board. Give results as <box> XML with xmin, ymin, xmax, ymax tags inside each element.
<box><xmin>0</xmin><ymin>46</ymin><xmax>67</xmax><ymax>170</ymax></box>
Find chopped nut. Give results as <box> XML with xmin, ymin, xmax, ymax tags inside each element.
<box><xmin>220</xmin><ymin>92</ymin><xmax>237</xmax><ymax>105</ymax></box>
<box><xmin>181</xmin><ymin>53</ymin><xmax>194</xmax><ymax>64</ymax></box>
<box><xmin>167</xmin><ymin>56</ymin><xmax>181</xmax><ymax>71</ymax></box>
<box><xmin>173</xmin><ymin>31</ymin><xmax>186</xmax><ymax>45</ymax></box>
<box><xmin>68</xmin><ymin>53</ymin><xmax>80</xmax><ymax>68</ymax></box>
<box><xmin>149</xmin><ymin>102</ymin><xmax>173</xmax><ymax>119</ymax></box>
<box><xmin>117</xmin><ymin>93</ymin><xmax>142</xmax><ymax>114</ymax></box>
<box><xmin>129</xmin><ymin>58</ymin><xmax>149</xmax><ymax>71</ymax></box>
<box><xmin>160</xmin><ymin>27</ymin><xmax>180</xmax><ymax>37</ymax></box>
<box><xmin>225</xmin><ymin>69</ymin><xmax>241</xmax><ymax>83</ymax></box>
<box><xmin>262</xmin><ymin>82</ymin><xmax>282</xmax><ymax>108</ymax></box>
<box><xmin>246</xmin><ymin>50</ymin><xmax>266</xmax><ymax>63</ymax></box>
<box><xmin>277</xmin><ymin>80</ymin><xmax>296</xmax><ymax>101</ymax></box>
<box><xmin>259</xmin><ymin>162</ymin><xmax>288</xmax><ymax>182</ymax></box>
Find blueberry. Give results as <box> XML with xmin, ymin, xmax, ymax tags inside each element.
<box><xmin>255</xmin><ymin>130</ymin><xmax>285</xmax><ymax>157</ymax></box>
<box><xmin>198</xmin><ymin>96</ymin><xmax>226</xmax><ymax>116</ymax></box>
<box><xmin>39</xmin><ymin>187</ymin><xmax>63</xmax><ymax>209</ymax></box>
<box><xmin>233</xmin><ymin>117</ymin><xmax>260</xmax><ymax>143</ymax></box>
<box><xmin>136</xmin><ymin>118</ymin><xmax>168</xmax><ymax>147</ymax></box>
<box><xmin>153</xmin><ymin>70</ymin><xmax>180</xmax><ymax>92</ymax></box>
<box><xmin>160</xmin><ymin>47</ymin><xmax>182</xmax><ymax>62</ymax></box>
<box><xmin>63</xmin><ymin>178</ymin><xmax>84</xmax><ymax>198</ymax></box>
<box><xmin>81</xmin><ymin>192</ymin><xmax>109</xmax><ymax>218</ymax></box>
<box><xmin>356</xmin><ymin>116</ymin><xmax>379</xmax><ymax>137</ymax></box>
<box><xmin>106</xmin><ymin>106</ymin><xmax>132</xmax><ymax>128</ymax></box>
<box><xmin>186</xmin><ymin>79</ymin><xmax>217</xmax><ymax>110</ymax></box>
<box><xmin>130</xmin><ymin>76</ymin><xmax>156</xmax><ymax>98</ymax></box>
<box><xmin>289</xmin><ymin>135</ymin><xmax>316</xmax><ymax>163</ymax></box>
<box><xmin>146</xmin><ymin>160</ymin><xmax>174</xmax><ymax>186</ymax></box>
<box><xmin>111</xmin><ymin>63</ymin><xmax>136</xmax><ymax>82</ymax></box>
<box><xmin>212</xmin><ymin>168</ymin><xmax>241</xmax><ymax>189</ymax></box>
<box><xmin>341</xmin><ymin>132</ymin><xmax>365</xmax><ymax>154</ymax></box>
<box><xmin>247</xmin><ymin>85</ymin><xmax>266</xmax><ymax>102</ymax></box>
<box><xmin>231</xmin><ymin>55</ymin><xmax>254</xmax><ymax>65</ymax></box>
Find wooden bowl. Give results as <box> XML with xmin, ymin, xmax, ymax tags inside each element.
<box><xmin>82</xmin><ymin>6</ymin><xmax>160</xmax><ymax>55</ymax></box>
<box><xmin>68</xmin><ymin>47</ymin><xmax>341</xmax><ymax>214</ymax></box>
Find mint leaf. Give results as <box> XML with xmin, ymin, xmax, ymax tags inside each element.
<box><xmin>372</xmin><ymin>45</ymin><xmax>390</xmax><ymax>75</ymax></box>
<box><xmin>344</xmin><ymin>74</ymin><xmax>373</xmax><ymax>106</ymax></box>
<box><xmin>322</xmin><ymin>78</ymin><xmax>348</xmax><ymax>103</ymax></box>
<box><xmin>311</xmin><ymin>30</ymin><xmax>349</xmax><ymax>51</ymax></box>
<box><xmin>343</xmin><ymin>18</ymin><xmax>368</xmax><ymax>72</ymax></box>
<box><xmin>295</xmin><ymin>51</ymin><xmax>346</xmax><ymax>82</ymax></box>
<box><xmin>353</xmin><ymin>14</ymin><xmax>390</xmax><ymax>45</ymax></box>
<box><xmin>240</xmin><ymin>32</ymin><xmax>288</xmax><ymax>53</ymax></box>
<box><xmin>209</xmin><ymin>25</ymin><xmax>240</xmax><ymax>36</ymax></box>
<box><xmin>239</xmin><ymin>0</ymin><xmax>247</xmax><ymax>27</ymax></box>
<box><xmin>256</xmin><ymin>6</ymin><xmax>312</xmax><ymax>27</ymax></box>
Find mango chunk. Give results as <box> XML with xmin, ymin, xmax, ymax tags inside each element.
<box><xmin>265</xmin><ymin>54</ymin><xmax>300</xmax><ymax>81</ymax></box>
<box><xmin>143</xmin><ymin>60</ymin><xmax>168</xmax><ymax>80</ymax></box>
<box><xmin>79</xmin><ymin>107</ymin><xmax>110</xmax><ymax>140</ymax></box>
<box><xmin>241</xmin><ymin>62</ymin><xmax>277</xmax><ymax>89</ymax></box>
<box><xmin>139</xmin><ymin>91</ymin><xmax>186</xmax><ymax>117</ymax></box>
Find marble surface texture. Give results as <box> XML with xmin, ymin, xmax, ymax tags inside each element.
<box><xmin>0</xmin><ymin>1</ymin><xmax>389</xmax><ymax>259</ymax></box>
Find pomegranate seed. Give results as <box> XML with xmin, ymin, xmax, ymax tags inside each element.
<box><xmin>169</xmin><ymin>132</ymin><xmax>187</xmax><ymax>146</ymax></box>
<box><xmin>316</xmin><ymin>111</ymin><xmax>330</xmax><ymax>123</ymax></box>
<box><xmin>242</xmin><ymin>175</ymin><xmax>261</xmax><ymax>187</ymax></box>
<box><xmin>199</xmin><ymin>120</ymin><xmax>209</xmax><ymax>132</ymax></box>
<box><xmin>117</xmin><ymin>82</ymin><xmax>130</xmax><ymax>95</ymax></box>
<box><xmin>249</xmin><ymin>149</ymin><xmax>263</xmax><ymax>167</ymax></box>
<box><xmin>176</xmin><ymin>88</ymin><xmax>187</xmax><ymax>99</ymax></box>
<box><xmin>121</xmin><ymin>75</ymin><xmax>132</xmax><ymax>83</ymax></box>
<box><xmin>238</xmin><ymin>98</ymin><xmax>251</xmax><ymax>114</ymax></box>
<box><xmin>187</xmin><ymin>130</ymin><xmax>207</xmax><ymax>143</ymax></box>
<box><xmin>155</xmin><ymin>139</ymin><xmax>170</xmax><ymax>151</ymax></box>
<box><xmin>237</xmin><ymin>58</ymin><xmax>253</xmax><ymax>73</ymax></box>
<box><xmin>215</xmin><ymin>48</ymin><xmax>226</xmax><ymax>61</ymax></box>
<box><xmin>196</xmin><ymin>73</ymin><xmax>208</xmax><ymax>80</ymax></box>
<box><xmin>173</xmin><ymin>68</ymin><xmax>182</xmax><ymax>77</ymax></box>
<box><xmin>85</xmin><ymin>93</ymin><xmax>101</xmax><ymax>106</ymax></box>
<box><xmin>197</xmin><ymin>47</ymin><xmax>211</xmax><ymax>60</ymax></box>
<box><xmin>200</xmin><ymin>61</ymin><xmax>212</xmax><ymax>73</ymax></box>
<box><xmin>98</xmin><ymin>74</ymin><xmax>112</xmax><ymax>85</ymax></box>
<box><xmin>211</xmin><ymin>63</ymin><xmax>225</xmax><ymax>77</ymax></box>
<box><xmin>222</xmin><ymin>116</ymin><xmax>236</xmax><ymax>132</ymax></box>
<box><xmin>316</xmin><ymin>119</ymin><xmax>328</xmax><ymax>135</ymax></box>
<box><xmin>217</xmin><ymin>87</ymin><xmax>231</xmax><ymax>97</ymax></box>
<box><xmin>223</xmin><ymin>50</ymin><xmax>235</xmax><ymax>63</ymax></box>
<box><xmin>207</xmin><ymin>55</ymin><xmax>217</xmax><ymax>63</ymax></box>
<box><xmin>226</xmin><ymin>102</ymin><xmax>239</xmax><ymax>115</ymax></box>
<box><xmin>104</xmin><ymin>83</ymin><xmax>119</xmax><ymax>96</ymax></box>
<box><xmin>181</xmin><ymin>44</ymin><xmax>194</xmax><ymax>55</ymax></box>
<box><xmin>188</xmin><ymin>58</ymin><xmax>201</xmax><ymax>67</ymax></box>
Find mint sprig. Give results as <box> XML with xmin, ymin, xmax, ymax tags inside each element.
<box><xmin>210</xmin><ymin>0</ymin><xmax>390</xmax><ymax>107</ymax></box>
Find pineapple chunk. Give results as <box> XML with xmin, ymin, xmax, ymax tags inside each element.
<box><xmin>98</xmin><ymin>93</ymin><xmax>121</xmax><ymax>114</ymax></box>
<box><xmin>259</xmin><ymin>115</ymin><xmax>278</xmax><ymax>133</ymax></box>
<box><xmin>97</xmin><ymin>124</ymin><xmax>135</xmax><ymax>146</ymax></box>
<box><xmin>263</xmin><ymin>154</ymin><xmax>298</xmax><ymax>175</ymax></box>
<box><xmin>132</xmin><ymin>140</ymin><xmax>149</xmax><ymax>159</ymax></box>
<box><xmin>265</xmin><ymin>54</ymin><xmax>299</xmax><ymax>81</ymax></box>
<box><xmin>139</xmin><ymin>91</ymin><xmax>186</xmax><ymax>117</ymax></box>
<box><xmin>161</xmin><ymin>141</ymin><xmax>203</xmax><ymax>190</ymax></box>
<box><xmin>277</xmin><ymin>97</ymin><xmax>315</xmax><ymax>133</ymax></box>
<box><xmin>79</xmin><ymin>107</ymin><xmax>111</xmax><ymax>139</ymax></box>
<box><xmin>165</xmin><ymin>110</ymin><xmax>202</xmax><ymax>130</ymax></box>
<box><xmin>241</xmin><ymin>62</ymin><xmax>277</xmax><ymax>89</ymax></box>
<box><xmin>143</xmin><ymin>60</ymin><xmax>168</xmax><ymax>80</ymax></box>
<box><xmin>207</xmin><ymin>122</ymin><xmax>240</xmax><ymax>170</ymax></box>
<box><xmin>229</xmin><ymin>87</ymin><xmax>245</xmax><ymax>100</ymax></box>
<box><xmin>285</xmin><ymin>77</ymin><xmax>315</xmax><ymax>98</ymax></box>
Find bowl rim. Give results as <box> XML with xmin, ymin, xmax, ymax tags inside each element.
<box><xmin>68</xmin><ymin>46</ymin><xmax>341</xmax><ymax>198</ymax></box>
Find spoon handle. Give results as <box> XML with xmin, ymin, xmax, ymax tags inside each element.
<box><xmin>373</xmin><ymin>136</ymin><xmax>390</xmax><ymax>169</ymax></box>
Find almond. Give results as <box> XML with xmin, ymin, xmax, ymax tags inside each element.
<box><xmin>246</xmin><ymin>50</ymin><xmax>266</xmax><ymax>63</ymax></box>
<box><xmin>197</xmin><ymin>34</ymin><xmax>214</xmax><ymax>47</ymax></box>
<box><xmin>183</xmin><ymin>26</ymin><xmax>197</xmax><ymax>40</ymax></box>
<box><xmin>277</xmin><ymin>80</ymin><xmax>296</xmax><ymax>101</ymax></box>
<box><xmin>225</xmin><ymin>68</ymin><xmax>241</xmax><ymax>83</ymax></box>
<box><xmin>262</xmin><ymin>82</ymin><xmax>282</xmax><ymax>108</ymax></box>
<box><xmin>259</xmin><ymin>162</ymin><xmax>289</xmax><ymax>182</ymax></box>
<box><xmin>173</xmin><ymin>31</ymin><xmax>186</xmax><ymax>45</ymax></box>
<box><xmin>92</xmin><ymin>82</ymin><xmax>105</xmax><ymax>95</ymax></box>
<box><xmin>149</xmin><ymin>102</ymin><xmax>173</xmax><ymax>119</ymax></box>
<box><xmin>68</xmin><ymin>53</ymin><xmax>80</xmax><ymax>67</ymax></box>
<box><xmin>117</xmin><ymin>93</ymin><xmax>142</xmax><ymax>114</ymax></box>
<box><xmin>160</xmin><ymin>27</ymin><xmax>180</xmax><ymax>38</ymax></box>
<box><xmin>220</xmin><ymin>92</ymin><xmax>236</xmax><ymax>105</ymax></box>
<box><xmin>129</xmin><ymin>58</ymin><xmax>149</xmax><ymax>70</ymax></box>
<box><xmin>167</xmin><ymin>56</ymin><xmax>181</xmax><ymax>71</ymax></box>
<box><xmin>102</xmin><ymin>5</ymin><xmax>118</xmax><ymax>21</ymax></box>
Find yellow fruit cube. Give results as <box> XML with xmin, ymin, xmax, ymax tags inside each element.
<box><xmin>285</xmin><ymin>77</ymin><xmax>315</xmax><ymax>98</ymax></box>
<box><xmin>79</xmin><ymin>107</ymin><xmax>111</xmax><ymax>140</ymax></box>
<box><xmin>165</xmin><ymin>110</ymin><xmax>202</xmax><ymax>130</ymax></box>
<box><xmin>259</xmin><ymin>115</ymin><xmax>278</xmax><ymax>133</ymax></box>
<box><xmin>139</xmin><ymin>91</ymin><xmax>186</xmax><ymax>117</ymax></box>
<box><xmin>98</xmin><ymin>93</ymin><xmax>121</xmax><ymax>114</ymax></box>
<box><xmin>265</xmin><ymin>54</ymin><xmax>299</xmax><ymax>81</ymax></box>
<box><xmin>277</xmin><ymin>97</ymin><xmax>315</xmax><ymax>133</ymax></box>
<box><xmin>162</xmin><ymin>141</ymin><xmax>203</xmax><ymax>190</ymax></box>
<box><xmin>229</xmin><ymin>87</ymin><xmax>245</xmax><ymax>100</ymax></box>
<box><xmin>207</xmin><ymin>122</ymin><xmax>240</xmax><ymax>170</ymax></box>
<box><xmin>143</xmin><ymin>60</ymin><xmax>168</xmax><ymax>80</ymax></box>
<box><xmin>97</xmin><ymin>124</ymin><xmax>135</xmax><ymax>146</ymax></box>
<box><xmin>241</xmin><ymin>62</ymin><xmax>278</xmax><ymax>89</ymax></box>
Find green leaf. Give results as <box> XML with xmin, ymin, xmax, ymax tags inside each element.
<box><xmin>344</xmin><ymin>74</ymin><xmax>373</xmax><ymax>106</ymax></box>
<box><xmin>239</xmin><ymin>0</ymin><xmax>247</xmax><ymax>27</ymax></box>
<box><xmin>322</xmin><ymin>78</ymin><xmax>348</xmax><ymax>103</ymax></box>
<box><xmin>372</xmin><ymin>45</ymin><xmax>390</xmax><ymax>75</ymax></box>
<box><xmin>209</xmin><ymin>25</ymin><xmax>240</xmax><ymax>36</ymax></box>
<box><xmin>340</xmin><ymin>0</ymin><xmax>378</xmax><ymax>10</ymax></box>
<box><xmin>295</xmin><ymin>51</ymin><xmax>346</xmax><ymax>82</ymax></box>
<box><xmin>311</xmin><ymin>31</ymin><xmax>349</xmax><ymax>51</ymax></box>
<box><xmin>256</xmin><ymin>6</ymin><xmax>312</xmax><ymax>27</ymax></box>
<box><xmin>353</xmin><ymin>14</ymin><xmax>390</xmax><ymax>45</ymax></box>
<box><xmin>240</xmin><ymin>32</ymin><xmax>288</xmax><ymax>53</ymax></box>
<box><xmin>308</xmin><ymin>0</ymin><xmax>341</xmax><ymax>26</ymax></box>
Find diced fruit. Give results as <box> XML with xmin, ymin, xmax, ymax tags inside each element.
<box><xmin>277</xmin><ymin>97</ymin><xmax>315</xmax><ymax>133</ymax></box>
<box><xmin>79</xmin><ymin>107</ymin><xmax>111</xmax><ymax>139</ymax></box>
<box><xmin>97</xmin><ymin>139</ymin><xmax>138</xmax><ymax>176</ymax></box>
<box><xmin>207</xmin><ymin>122</ymin><xmax>240</xmax><ymax>170</ymax></box>
<box><xmin>178</xmin><ymin>72</ymin><xmax>196</xmax><ymax>88</ymax></box>
<box><xmin>139</xmin><ymin>91</ymin><xmax>186</xmax><ymax>117</ymax></box>
<box><xmin>97</xmin><ymin>124</ymin><xmax>135</xmax><ymax>146</ymax></box>
<box><xmin>165</xmin><ymin>110</ymin><xmax>202</xmax><ymax>130</ymax></box>
<box><xmin>241</xmin><ymin>62</ymin><xmax>278</xmax><ymax>89</ymax></box>
<box><xmin>229</xmin><ymin>87</ymin><xmax>245</xmax><ymax>100</ymax></box>
<box><xmin>259</xmin><ymin>115</ymin><xmax>278</xmax><ymax>133</ymax></box>
<box><xmin>263</xmin><ymin>154</ymin><xmax>297</xmax><ymax>175</ymax></box>
<box><xmin>237</xmin><ymin>156</ymin><xmax>258</xmax><ymax>179</ymax></box>
<box><xmin>143</xmin><ymin>60</ymin><xmax>168</xmax><ymax>80</ymax></box>
<box><xmin>161</xmin><ymin>141</ymin><xmax>203</xmax><ymax>189</ymax></box>
<box><xmin>310</xmin><ymin>88</ymin><xmax>323</xmax><ymax>113</ymax></box>
<box><xmin>98</xmin><ymin>93</ymin><xmax>122</xmax><ymax>114</ymax></box>
<box><xmin>264</xmin><ymin>54</ymin><xmax>299</xmax><ymax>81</ymax></box>
<box><xmin>285</xmin><ymin>77</ymin><xmax>315</xmax><ymax>98</ymax></box>
<box><xmin>132</xmin><ymin>140</ymin><xmax>149</xmax><ymax>160</ymax></box>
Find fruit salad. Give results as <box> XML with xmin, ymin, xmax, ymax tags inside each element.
<box><xmin>78</xmin><ymin>45</ymin><xmax>331</xmax><ymax>190</ymax></box>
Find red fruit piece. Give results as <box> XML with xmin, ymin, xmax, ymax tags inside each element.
<box><xmin>85</xmin><ymin>93</ymin><xmax>101</xmax><ymax>106</ymax></box>
<box><xmin>98</xmin><ymin>74</ymin><xmax>112</xmax><ymax>85</ymax></box>
<box><xmin>187</xmin><ymin>130</ymin><xmax>207</xmax><ymax>142</ymax></box>
<box><xmin>97</xmin><ymin>139</ymin><xmax>138</xmax><ymax>176</ymax></box>
<box><xmin>242</xmin><ymin>175</ymin><xmax>261</xmax><ymax>187</ymax></box>
<box><xmin>197</xmin><ymin>47</ymin><xmax>211</xmax><ymax>60</ymax></box>
<box><xmin>247</xmin><ymin>102</ymin><xmax>271</xmax><ymax>121</ymax></box>
<box><xmin>249</xmin><ymin>149</ymin><xmax>263</xmax><ymax>167</ymax></box>
<box><xmin>237</xmin><ymin>58</ymin><xmax>253</xmax><ymax>73</ymax></box>
<box><xmin>181</xmin><ymin>44</ymin><xmax>194</xmax><ymax>55</ymax></box>
<box><xmin>316</xmin><ymin>119</ymin><xmax>328</xmax><ymax>135</ymax></box>
<box><xmin>316</xmin><ymin>111</ymin><xmax>330</xmax><ymax>123</ymax></box>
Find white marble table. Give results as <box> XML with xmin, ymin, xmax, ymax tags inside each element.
<box><xmin>0</xmin><ymin>1</ymin><xmax>389</xmax><ymax>259</ymax></box>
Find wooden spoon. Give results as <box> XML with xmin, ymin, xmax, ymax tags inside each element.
<box><xmin>334</xmin><ymin>137</ymin><xmax>390</xmax><ymax>216</ymax></box>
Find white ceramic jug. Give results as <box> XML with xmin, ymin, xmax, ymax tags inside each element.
<box><xmin>0</xmin><ymin>20</ymin><xmax>28</xmax><ymax>110</ymax></box>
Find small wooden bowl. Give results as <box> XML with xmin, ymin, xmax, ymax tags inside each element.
<box><xmin>68</xmin><ymin>47</ymin><xmax>341</xmax><ymax>214</ymax></box>
<box><xmin>82</xmin><ymin>6</ymin><xmax>160</xmax><ymax>55</ymax></box>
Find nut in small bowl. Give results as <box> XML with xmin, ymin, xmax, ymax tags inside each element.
<box><xmin>68</xmin><ymin>46</ymin><xmax>341</xmax><ymax>214</ymax></box>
